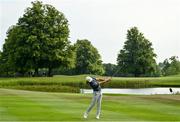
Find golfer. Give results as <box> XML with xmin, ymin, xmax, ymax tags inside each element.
<box><xmin>84</xmin><ymin>76</ymin><xmax>111</xmax><ymax>119</ymax></box>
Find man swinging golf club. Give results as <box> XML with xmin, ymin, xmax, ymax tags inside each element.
<box><xmin>84</xmin><ymin>76</ymin><xmax>111</xmax><ymax>119</ymax></box>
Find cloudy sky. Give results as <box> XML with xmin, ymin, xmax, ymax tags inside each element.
<box><xmin>0</xmin><ymin>0</ymin><xmax>180</xmax><ymax>64</ymax></box>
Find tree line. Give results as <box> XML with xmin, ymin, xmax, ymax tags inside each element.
<box><xmin>0</xmin><ymin>1</ymin><xmax>180</xmax><ymax>77</ymax></box>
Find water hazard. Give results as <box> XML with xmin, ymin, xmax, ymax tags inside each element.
<box><xmin>80</xmin><ymin>88</ymin><xmax>180</xmax><ymax>95</ymax></box>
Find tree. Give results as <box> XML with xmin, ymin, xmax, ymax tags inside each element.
<box><xmin>0</xmin><ymin>51</ymin><xmax>3</xmax><ymax>76</ymax></box>
<box><xmin>74</xmin><ymin>39</ymin><xmax>104</xmax><ymax>75</ymax></box>
<box><xmin>103</xmin><ymin>63</ymin><xmax>117</xmax><ymax>76</ymax></box>
<box><xmin>2</xmin><ymin>26</ymin><xmax>31</xmax><ymax>75</ymax></box>
<box><xmin>162</xmin><ymin>56</ymin><xmax>180</xmax><ymax>76</ymax></box>
<box><xmin>0</xmin><ymin>48</ymin><xmax>15</xmax><ymax>76</ymax></box>
<box><xmin>2</xmin><ymin>1</ymin><xmax>74</xmax><ymax>76</ymax></box>
<box><xmin>117</xmin><ymin>27</ymin><xmax>157</xmax><ymax>77</ymax></box>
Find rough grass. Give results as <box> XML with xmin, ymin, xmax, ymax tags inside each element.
<box><xmin>1</xmin><ymin>88</ymin><xmax>180</xmax><ymax>121</ymax></box>
<box><xmin>0</xmin><ymin>75</ymin><xmax>86</xmax><ymax>93</ymax></box>
<box><xmin>0</xmin><ymin>75</ymin><xmax>180</xmax><ymax>93</ymax></box>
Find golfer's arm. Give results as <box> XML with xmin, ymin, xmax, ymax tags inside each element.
<box><xmin>96</xmin><ymin>78</ymin><xmax>105</xmax><ymax>81</ymax></box>
<box><xmin>99</xmin><ymin>80</ymin><xmax>107</xmax><ymax>84</ymax></box>
<box><xmin>97</xmin><ymin>78</ymin><xmax>111</xmax><ymax>84</ymax></box>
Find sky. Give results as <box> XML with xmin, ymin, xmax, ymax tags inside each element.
<box><xmin>0</xmin><ymin>0</ymin><xmax>180</xmax><ymax>64</ymax></box>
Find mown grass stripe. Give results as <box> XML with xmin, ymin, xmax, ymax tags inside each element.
<box><xmin>1</xmin><ymin>89</ymin><xmax>180</xmax><ymax>121</ymax></box>
<box><xmin>103</xmin><ymin>95</ymin><xmax>180</xmax><ymax>121</ymax></box>
<box><xmin>0</xmin><ymin>89</ymin><xmax>106</xmax><ymax>121</ymax></box>
<box><xmin>0</xmin><ymin>89</ymin><xmax>83</xmax><ymax>121</ymax></box>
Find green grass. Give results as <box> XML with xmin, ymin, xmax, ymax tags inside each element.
<box><xmin>0</xmin><ymin>75</ymin><xmax>87</xmax><ymax>93</ymax></box>
<box><xmin>1</xmin><ymin>88</ymin><xmax>180</xmax><ymax>121</ymax></box>
<box><xmin>0</xmin><ymin>75</ymin><xmax>180</xmax><ymax>93</ymax></box>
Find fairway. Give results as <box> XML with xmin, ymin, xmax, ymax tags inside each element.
<box><xmin>1</xmin><ymin>89</ymin><xmax>180</xmax><ymax>121</ymax></box>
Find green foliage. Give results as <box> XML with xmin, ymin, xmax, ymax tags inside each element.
<box><xmin>103</xmin><ymin>63</ymin><xmax>118</xmax><ymax>76</ymax></box>
<box><xmin>2</xmin><ymin>1</ymin><xmax>74</xmax><ymax>76</ymax></box>
<box><xmin>0</xmin><ymin>51</ymin><xmax>2</xmax><ymax>75</ymax></box>
<box><xmin>154</xmin><ymin>64</ymin><xmax>162</xmax><ymax>77</ymax></box>
<box><xmin>74</xmin><ymin>39</ymin><xmax>104</xmax><ymax>75</ymax></box>
<box><xmin>161</xmin><ymin>56</ymin><xmax>180</xmax><ymax>76</ymax></box>
<box><xmin>0</xmin><ymin>47</ymin><xmax>15</xmax><ymax>76</ymax></box>
<box><xmin>2</xmin><ymin>26</ymin><xmax>31</xmax><ymax>75</ymax></box>
<box><xmin>0</xmin><ymin>51</ymin><xmax>3</xmax><ymax>75</ymax></box>
<box><xmin>117</xmin><ymin>27</ymin><xmax>157</xmax><ymax>77</ymax></box>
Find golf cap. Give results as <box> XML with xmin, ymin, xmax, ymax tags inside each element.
<box><xmin>86</xmin><ymin>76</ymin><xmax>93</xmax><ymax>82</ymax></box>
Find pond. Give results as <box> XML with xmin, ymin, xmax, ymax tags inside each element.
<box><xmin>80</xmin><ymin>88</ymin><xmax>180</xmax><ymax>95</ymax></box>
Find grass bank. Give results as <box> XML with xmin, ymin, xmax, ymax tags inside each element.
<box><xmin>0</xmin><ymin>88</ymin><xmax>180</xmax><ymax>121</ymax></box>
<box><xmin>0</xmin><ymin>75</ymin><xmax>180</xmax><ymax>93</ymax></box>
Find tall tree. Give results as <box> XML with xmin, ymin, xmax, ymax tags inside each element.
<box><xmin>117</xmin><ymin>27</ymin><xmax>157</xmax><ymax>77</ymax></box>
<box><xmin>0</xmin><ymin>51</ymin><xmax>3</xmax><ymax>76</ymax></box>
<box><xmin>2</xmin><ymin>26</ymin><xmax>31</xmax><ymax>75</ymax></box>
<box><xmin>74</xmin><ymin>39</ymin><xmax>104</xmax><ymax>75</ymax></box>
<box><xmin>2</xmin><ymin>1</ymin><xmax>73</xmax><ymax>76</ymax></box>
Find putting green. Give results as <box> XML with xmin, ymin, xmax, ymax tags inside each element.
<box><xmin>0</xmin><ymin>88</ymin><xmax>180</xmax><ymax>121</ymax></box>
